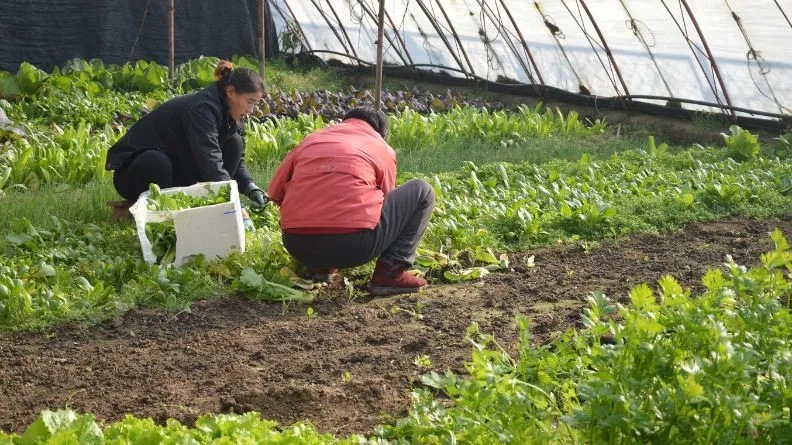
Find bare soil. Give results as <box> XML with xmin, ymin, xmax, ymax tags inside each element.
<box><xmin>2</xmin><ymin>216</ymin><xmax>790</xmax><ymax>436</ymax></box>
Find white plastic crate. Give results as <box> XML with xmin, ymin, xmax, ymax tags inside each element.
<box><xmin>129</xmin><ymin>180</ymin><xmax>245</xmax><ymax>267</ymax></box>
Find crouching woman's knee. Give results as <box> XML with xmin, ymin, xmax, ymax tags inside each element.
<box><xmin>403</xmin><ymin>178</ymin><xmax>435</xmax><ymax>208</ymax></box>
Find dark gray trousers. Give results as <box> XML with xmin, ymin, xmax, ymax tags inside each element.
<box><xmin>282</xmin><ymin>179</ymin><xmax>436</xmax><ymax>269</ymax></box>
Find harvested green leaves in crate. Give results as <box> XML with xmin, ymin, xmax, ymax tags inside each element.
<box><xmin>146</xmin><ymin>183</ymin><xmax>231</xmax><ymax>211</ymax></box>
<box><xmin>144</xmin><ymin>183</ymin><xmax>232</xmax><ymax>264</ymax></box>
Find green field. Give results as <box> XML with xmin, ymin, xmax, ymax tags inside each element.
<box><xmin>1</xmin><ymin>56</ymin><xmax>792</xmax><ymax>444</ymax></box>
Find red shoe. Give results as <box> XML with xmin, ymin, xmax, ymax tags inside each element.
<box><xmin>312</xmin><ymin>268</ymin><xmax>338</xmax><ymax>283</ymax></box>
<box><xmin>370</xmin><ymin>260</ymin><xmax>427</xmax><ymax>296</ymax></box>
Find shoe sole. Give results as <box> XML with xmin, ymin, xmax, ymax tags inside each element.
<box><xmin>370</xmin><ymin>285</ymin><xmax>425</xmax><ymax>296</ymax></box>
<box><xmin>312</xmin><ymin>274</ymin><xmax>337</xmax><ymax>283</ymax></box>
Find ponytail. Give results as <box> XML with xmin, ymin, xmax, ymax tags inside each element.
<box><xmin>214</xmin><ymin>60</ymin><xmax>234</xmax><ymax>80</ymax></box>
<box><xmin>215</xmin><ymin>60</ymin><xmax>265</xmax><ymax>94</ymax></box>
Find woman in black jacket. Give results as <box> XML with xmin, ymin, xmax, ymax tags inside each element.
<box><xmin>105</xmin><ymin>61</ymin><xmax>268</xmax><ymax>210</ymax></box>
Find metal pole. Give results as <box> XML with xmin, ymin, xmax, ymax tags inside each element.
<box><xmin>384</xmin><ymin>8</ymin><xmax>416</xmax><ymax>66</ymax></box>
<box><xmin>659</xmin><ymin>0</ymin><xmax>726</xmax><ymax>113</ymax></box>
<box><xmin>307</xmin><ymin>0</ymin><xmax>355</xmax><ymax>60</ymax></box>
<box><xmin>679</xmin><ymin>0</ymin><xmax>737</xmax><ymax>121</ymax></box>
<box><xmin>433</xmin><ymin>0</ymin><xmax>476</xmax><ymax>76</ymax></box>
<box><xmin>498</xmin><ymin>0</ymin><xmax>545</xmax><ymax>87</ymax></box>
<box><xmin>325</xmin><ymin>0</ymin><xmax>360</xmax><ymax>62</ymax></box>
<box><xmin>414</xmin><ymin>0</ymin><xmax>471</xmax><ymax>78</ymax></box>
<box><xmin>476</xmin><ymin>0</ymin><xmax>538</xmax><ymax>92</ymax></box>
<box><xmin>534</xmin><ymin>1</ymin><xmax>588</xmax><ymax>93</ymax></box>
<box><xmin>355</xmin><ymin>0</ymin><xmax>412</xmax><ymax>68</ymax></box>
<box><xmin>774</xmin><ymin>0</ymin><xmax>792</xmax><ymax>30</ymax></box>
<box><xmin>577</xmin><ymin>0</ymin><xmax>630</xmax><ymax>107</ymax></box>
<box><xmin>281</xmin><ymin>0</ymin><xmax>314</xmax><ymax>52</ymax></box>
<box><xmin>375</xmin><ymin>0</ymin><xmax>386</xmax><ymax>110</ymax></box>
<box><xmin>168</xmin><ymin>0</ymin><xmax>175</xmax><ymax>79</ymax></box>
<box><xmin>618</xmin><ymin>0</ymin><xmax>674</xmax><ymax>98</ymax></box>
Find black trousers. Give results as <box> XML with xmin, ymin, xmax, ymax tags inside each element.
<box><xmin>282</xmin><ymin>179</ymin><xmax>436</xmax><ymax>269</ymax></box>
<box><xmin>112</xmin><ymin>134</ymin><xmax>244</xmax><ymax>201</ymax></box>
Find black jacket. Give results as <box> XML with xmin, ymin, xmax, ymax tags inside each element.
<box><xmin>106</xmin><ymin>83</ymin><xmax>253</xmax><ymax>190</ymax></box>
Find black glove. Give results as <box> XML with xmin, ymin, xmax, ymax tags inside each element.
<box><xmin>247</xmin><ymin>187</ymin><xmax>269</xmax><ymax>212</ymax></box>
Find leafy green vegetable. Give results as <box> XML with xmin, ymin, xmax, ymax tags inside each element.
<box><xmin>176</xmin><ymin>55</ymin><xmax>222</xmax><ymax>89</ymax></box>
<box><xmin>18</xmin><ymin>410</ymin><xmax>103</xmax><ymax>445</ymax></box>
<box><xmin>16</xmin><ymin>62</ymin><xmax>47</xmax><ymax>95</ymax></box>
<box><xmin>380</xmin><ymin>234</ymin><xmax>792</xmax><ymax>443</ymax></box>
<box><xmin>1</xmin><ymin>123</ymin><xmax>118</xmax><ymax>190</ymax></box>
<box><xmin>0</xmin><ymin>56</ymin><xmax>608</xmax><ymax>132</ymax></box>
<box><xmin>236</xmin><ymin>267</ymin><xmax>314</xmax><ymax>303</ymax></box>
<box><xmin>443</xmin><ymin>267</ymin><xmax>490</xmax><ymax>282</ymax></box>
<box><xmin>146</xmin><ymin>183</ymin><xmax>231</xmax><ymax>211</ymax></box>
<box><xmin>722</xmin><ymin>124</ymin><xmax>760</xmax><ymax>161</ymax></box>
<box><xmin>0</xmin><ymin>71</ymin><xmax>20</xmax><ymax>99</ymax></box>
<box><xmin>145</xmin><ymin>222</ymin><xmax>177</xmax><ymax>265</ymax></box>
<box><xmin>3</xmin><ymin>409</ymin><xmax>364</xmax><ymax>444</ymax></box>
<box><xmin>144</xmin><ymin>183</ymin><xmax>232</xmax><ymax>264</ymax></box>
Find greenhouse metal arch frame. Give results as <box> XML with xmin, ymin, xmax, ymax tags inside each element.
<box><xmin>266</xmin><ymin>0</ymin><xmax>792</xmax><ymax>128</ymax></box>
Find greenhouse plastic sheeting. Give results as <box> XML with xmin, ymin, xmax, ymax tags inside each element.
<box><xmin>269</xmin><ymin>0</ymin><xmax>791</xmax><ymax>117</ymax></box>
<box><xmin>0</xmin><ymin>0</ymin><xmax>279</xmax><ymax>73</ymax></box>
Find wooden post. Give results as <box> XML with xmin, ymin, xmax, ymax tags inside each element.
<box><xmin>258</xmin><ymin>0</ymin><xmax>268</xmax><ymax>93</ymax></box>
<box><xmin>168</xmin><ymin>0</ymin><xmax>175</xmax><ymax>79</ymax></box>
<box><xmin>374</xmin><ymin>0</ymin><xmax>386</xmax><ymax>111</ymax></box>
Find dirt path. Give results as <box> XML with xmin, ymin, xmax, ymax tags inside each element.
<box><xmin>2</xmin><ymin>216</ymin><xmax>790</xmax><ymax>436</ymax></box>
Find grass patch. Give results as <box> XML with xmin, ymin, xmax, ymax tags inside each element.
<box><xmin>264</xmin><ymin>57</ymin><xmax>347</xmax><ymax>92</ymax></box>
<box><xmin>395</xmin><ymin>134</ymin><xmax>645</xmax><ymax>174</ymax></box>
<box><xmin>0</xmin><ymin>181</ymin><xmax>115</xmax><ymax>238</ymax></box>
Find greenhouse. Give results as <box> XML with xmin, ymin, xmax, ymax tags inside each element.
<box><xmin>1</xmin><ymin>1</ymin><xmax>791</xmax><ymax>443</ymax></box>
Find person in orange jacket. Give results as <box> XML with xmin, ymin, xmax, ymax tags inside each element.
<box><xmin>266</xmin><ymin>107</ymin><xmax>435</xmax><ymax>295</ymax></box>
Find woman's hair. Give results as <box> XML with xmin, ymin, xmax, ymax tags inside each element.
<box><xmin>214</xmin><ymin>60</ymin><xmax>265</xmax><ymax>94</ymax></box>
<box><xmin>343</xmin><ymin>106</ymin><xmax>389</xmax><ymax>139</ymax></box>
